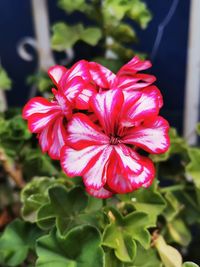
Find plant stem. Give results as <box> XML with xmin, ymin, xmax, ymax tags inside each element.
<box><xmin>160</xmin><ymin>184</ymin><xmax>185</xmax><ymax>193</ymax></box>
<box><xmin>0</xmin><ymin>148</ymin><xmax>25</xmax><ymax>188</ymax></box>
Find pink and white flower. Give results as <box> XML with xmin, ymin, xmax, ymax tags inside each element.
<box><xmin>23</xmin><ymin>89</ymin><xmax>71</xmax><ymax>159</ymax></box>
<box><xmin>61</xmin><ymin>88</ymin><xmax>170</xmax><ymax>198</ymax></box>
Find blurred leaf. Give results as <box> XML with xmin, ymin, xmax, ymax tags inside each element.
<box><xmin>103</xmin><ymin>0</ymin><xmax>130</xmax><ymax>26</ymax></box>
<box><xmin>21</xmin><ymin>177</ymin><xmax>61</xmax><ymax>222</ymax></box>
<box><xmin>51</xmin><ymin>23</ymin><xmax>102</xmax><ymax>51</ymax></box>
<box><xmin>196</xmin><ymin>123</ymin><xmax>200</xmax><ymax>135</ymax></box>
<box><xmin>186</xmin><ymin>148</ymin><xmax>200</xmax><ymax>189</ymax></box>
<box><xmin>22</xmin><ymin>148</ymin><xmax>58</xmax><ymax>178</ymax></box>
<box><xmin>102</xmin><ymin>208</ymin><xmax>153</xmax><ymax>262</ymax></box>
<box><xmin>155</xmin><ymin>235</ymin><xmax>182</xmax><ymax>267</ymax></box>
<box><xmin>162</xmin><ymin>191</ymin><xmax>184</xmax><ymax>222</ymax></box>
<box><xmin>182</xmin><ymin>262</ymin><xmax>199</xmax><ymax>267</ymax></box>
<box><xmin>0</xmin><ymin>219</ymin><xmax>42</xmax><ymax>267</ymax></box>
<box><xmin>110</xmin><ymin>23</ymin><xmax>137</xmax><ymax>43</ymax></box>
<box><xmin>37</xmin><ymin>186</ymin><xmax>88</xmax><ymax>235</ymax></box>
<box><xmin>36</xmin><ymin>225</ymin><xmax>104</xmax><ymax>267</ymax></box>
<box><xmin>94</xmin><ymin>57</ymin><xmax>123</xmax><ymax>73</ymax></box>
<box><xmin>81</xmin><ymin>27</ymin><xmax>102</xmax><ymax>45</ymax></box>
<box><xmin>27</xmin><ymin>71</ymin><xmax>52</xmax><ymax>93</ymax></box>
<box><xmin>127</xmin><ymin>0</ymin><xmax>152</xmax><ymax>29</ymax></box>
<box><xmin>0</xmin><ymin>67</ymin><xmax>12</xmax><ymax>90</ymax></box>
<box><xmin>167</xmin><ymin>219</ymin><xmax>191</xmax><ymax>246</ymax></box>
<box><xmin>58</xmin><ymin>0</ymin><xmax>88</xmax><ymax>14</ymax></box>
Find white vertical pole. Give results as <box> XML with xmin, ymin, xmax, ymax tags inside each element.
<box><xmin>31</xmin><ymin>0</ymin><xmax>55</xmax><ymax>71</ymax></box>
<box><xmin>184</xmin><ymin>0</ymin><xmax>200</xmax><ymax>144</ymax></box>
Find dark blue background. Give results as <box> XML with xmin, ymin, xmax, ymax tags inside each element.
<box><xmin>0</xmin><ymin>0</ymin><xmax>189</xmax><ymax>132</ymax></box>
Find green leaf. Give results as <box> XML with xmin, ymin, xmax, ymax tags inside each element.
<box><xmin>0</xmin><ymin>67</ymin><xmax>12</xmax><ymax>90</ymax></box>
<box><xmin>131</xmin><ymin>243</ymin><xmax>162</xmax><ymax>267</ymax></box>
<box><xmin>0</xmin><ymin>219</ymin><xmax>42</xmax><ymax>266</ymax></box>
<box><xmin>155</xmin><ymin>235</ymin><xmax>182</xmax><ymax>267</ymax></box>
<box><xmin>105</xmin><ymin>249</ymin><xmax>124</xmax><ymax>267</ymax></box>
<box><xmin>51</xmin><ymin>23</ymin><xmax>84</xmax><ymax>50</ymax></box>
<box><xmin>167</xmin><ymin>219</ymin><xmax>191</xmax><ymax>246</ymax></box>
<box><xmin>162</xmin><ymin>191</ymin><xmax>184</xmax><ymax>222</ymax></box>
<box><xmin>102</xmin><ymin>208</ymin><xmax>152</xmax><ymax>263</ymax></box>
<box><xmin>21</xmin><ymin>177</ymin><xmax>60</xmax><ymax>222</ymax></box>
<box><xmin>196</xmin><ymin>123</ymin><xmax>200</xmax><ymax>135</ymax></box>
<box><xmin>103</xmin><ymin>0</ymin><xmax>130</xmax><ymax>25</ymax></box>
<box><xmin>120</xmin><ymin>184</ymin><xmax>166</xmax><ymax>225</ymax></box>
<box><xmin>127</xmin><ymin>0</ymin><xmax>152</xmax><ymax>29</ymax></box>
<box><xmin>182</xmin><ymin>262</ymin><xmax>199</xmax><ymax>267</ymax></box>
<box><xmin>36</xmin><ymin>225</ymin><xmax>104</xmax><ymax>267</ymax></box>
<box><xmin>51</xmin><ymin>23</ymin><xmax>102</xmax><ymax>51</ymax></box>
<box><xmin>81</xmin><ymin>27</ymin><xmax>102</xmax><ymax>46</ymax></box>
<box><xmin>22</xmin><ymin>148</ymin><xmax>58</xmax><ymax>178</ymax></box>
<box><xmin>186</xmin><ymin>147</ymin><xmax>200</xmax><ymax>188</ymax></box>
<box><xmin>110</xmin><ymin>23</ymin><xmax>137</xmax><ymax>43</ymax></box>
<box><xmin>58</xmin><ymin>0</ymin><xmax>87</xmax><ymax>14</ymax></box>
<box><xmin>37</xmin><ymin>186</ymin><xmax>88</xmax><ymax>235</ymax></box>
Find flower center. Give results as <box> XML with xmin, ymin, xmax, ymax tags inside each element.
<box><xmin>110</xmin><ymin>136</ymin><xmax>120</xmax><ymax>145</ymax></box>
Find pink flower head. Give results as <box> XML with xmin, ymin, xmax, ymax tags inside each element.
<box><xmin>48</xmin><ymin>60</ymin><xmax>96</xmax><ymax>110</ymax></box>
<box><xmin>88</xmin><ymin>56</ymin><xmax>156</xmax><ymax>91</ymax></box>
<box><xmin>23</xmin><ymin>60</ymin><xmax>95</xmax><ymax>159</ymax></box>
<box><xmin>61</xmin><ymin>88</ymin><xmax>170</xmax><ymax>198</ymax></box>
<box><xmin>23</xmin><ymin>88</ymin><xmax>71</xmax><ymax>159</ymax></box>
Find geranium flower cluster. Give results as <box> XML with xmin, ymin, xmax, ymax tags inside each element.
<box><xmin>23</xmin><ymin>57</ymin><xmax>170</xmax><ymax>198</ymax></box>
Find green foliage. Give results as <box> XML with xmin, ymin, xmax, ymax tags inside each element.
<box><xmin>58</xmin><ymin>0</ymin><xmax>89</xmax><ymax>14</ymax></box>
<box><xmin>0</xmin><ymin>67</ymin><xmax>12</xmax><ymax>90</ymax></box>
<box><xmin>102</xmin><ymin>208</ymin><xmax>153</xmax><ymax>263</ymax></box>
<box><xmin>37</xmin><ymin>186</ymin><xmax>88</xmax><ymax>234</ymax></box>
<box><xmin>21</xmin><ymin>177</ymin><xmax>62</xmax><ymax>222</ymax></box>
<box><xmin>36</xmin><ymin>226</ymin><xmax>104</xmax><ymax>267</ymax></box>
<box><xmin>51</xmin><ymin>23</ymin><xmax>102</xmax><ymax>50</ymax></box>
<box><xmin>27</xmin><ymin>71</ymin><xmax>52</xmax><ymax>93</ymax></box>
<box><xmin>0</xmin><ymin>219</ymin><xmax>42</xmax><ymax>267</ymax></box>
<box><xmin>119</xmin><ymin>183</ymin><xmax>166</xmax><ymax>225</ymax></box>
<box><xmin>53</xmin><ymin>0</ymin><xmax>151</xmax><ymax>61</ymax></box>
<box><xmin>0</xmin><ymin>115</ymin><xmax>31</xmax><ymax>157</ymax></box>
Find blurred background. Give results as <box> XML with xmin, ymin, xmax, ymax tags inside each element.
<box><xmin>0</xmin><ymin>0</ymin><xmax>190</xmax><ymax>133</ymax></box>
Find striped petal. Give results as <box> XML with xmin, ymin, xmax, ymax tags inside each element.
<box><xmin>91</xmin><ymin>89</ymin><xmax>124</xmax><ymax>135</ymax></box>
<box><xmin>48</xmin><ymin>65</ymin><xmax>67</xmax><ymax>86</ymax></box>
<box><xmin>122</xmin><ymin>116</ymin><xmax>170</xmax><ymax>154</ymax></box>
<box><xmin>62</xmin><ymin>76</ymin><xmax>85</xmax><ymax>102</ymax></box>
<box><xmin>38</xmin><ymin>123</ymin><xmax>53</xmax><ymax>152</ymax></box>
<box><xmin>83</xmin><ymin>146</ymin><xmax>113</xmax><ymax>190</ymax></box>
<box><xmin>107</xmin><ymin>159</ymin><xmax>134</xmax><ymax>194</ymax></box>
<box><xmin>126</xmin><ymin>156</ymin><xmax>155</xmax><ymax>189</ymax></box>
<box><xmin>60</xmin><ymin>144</ymin><xmax>108</xmax><ymax>177</ymax></box>
<box><xmin>114</xmin><ymin>144</ymin><xmax>143</xmax><ymax>175</ymax></box>
<box><xmin>61</xmin><ymin>60</ymin><xmax>91</xmax><ymax>84</ymax></box>
<box><xmin>22</xmin><ymin>97</ymin><xmax>59</xmax><ymax>119</ymax></box>
<box><xmin>27</xmin><ymin>110</ymin><xmax>60</xmax><ymax>133</ymax></box>
<box><xmin>121</xmin><ymin>86</ymin><xmax>161</xmax><ymax>127</ymax></box>
<box><xmin>89</xmin><ymin>62</ymin><xmax>116</xmax><ymax>89</ymax></box>
<box><xmin>48</xmin><ymin>117</ymin><xmax>67</xmax><ymax>159</ymax></box>
<box><xmin>75</xmin><ymin>84</ymin><xmax>97</xmax><ymax>110</ymax></box>
<box><xmin>117</xmin><ymin>56</ymin><xmax>152</xmax><ymax>75</ymax></box>
<box><xmin>86</xmin><ymin>186</ymin><xmax>113</xmax><ymax>199</ymax></box>
<box><xmin>66</xmin><ymin>113</ymin><xmax>109</xmax><ymax>150</ymax></box>
<box><xmin>117</xmin><ymin>73</ymin><xmax>156</xmax><ymax>91</ymax></box>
